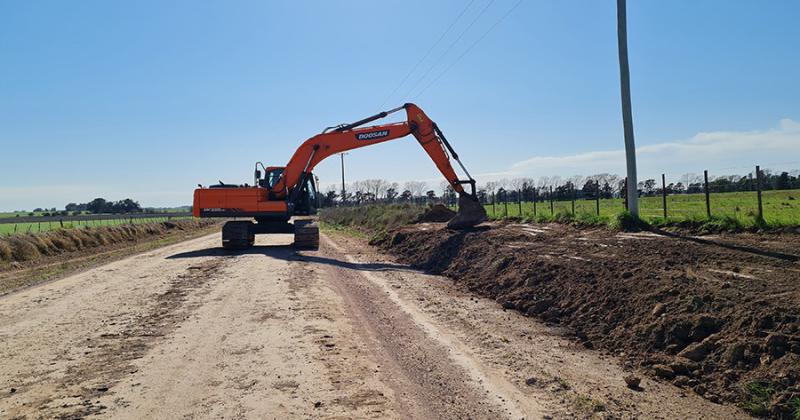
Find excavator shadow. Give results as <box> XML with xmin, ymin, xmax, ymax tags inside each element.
<box><xmin>166</xmin><ymin>245</ymin><xmax>415</xmax><ymax>273</ymax></box>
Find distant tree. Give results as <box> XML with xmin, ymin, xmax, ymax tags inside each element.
<box><xmin>322</xmin><ymin>190</ymin><xmax>338</xmax><ymax>207</ymax></box>
<box><xmin>399</xmin><ymin>190</ymin><xmax>412</xmax><ymax>201</ymax></box>
<box><xmin>65</xmin><ymin>203</ymin><xmax>78</xmax><ymax>212</ymax></box>
<box><xmin>601</xmin><ymin>182</ymin><xmax>613</xmax><ymax>199</ymax></box>
<box><xmin>403</xmin><ymin>181</ymin><xmax>427</xmax><ymax>198</ymax></box>
<box><xmin>440</xmin><ymin>181</ymin><xmax>456</xmax><ymax>204</ymax></box>
<box><xmin>86</xmin><ymin>198</ymin><xmax>108</xmax><ymax>214</ymax></box>
<box><xmin>476</xmin><ymin>189</ymin><xmax>488</xmax><ymax>204</ymax></box>
<box><xmin>643</xmin><ymin>179</ymin><xmax>656</xmax><ymax>195</ymax></box>
<box><xmin>582</xmin><ymin>179</ymin><xmax>599</xmax><ymax>197</ymax></box>
<box><xmin>425</xmin><ymin>190</ymin><xmax>437</xmax><ymax>201</ymax></box>
<box><xmin>33</xmin><ymin>208</ymin><xmax>43</xmax><ymax>212</ymax></box>
<box><xmin>385</xmin><ymin>187</ymin><xmax>398</xmax><ymax>201</ymax></box>
<box><xmin>777</xmin><ymin>171</ymin><xmax>791</xmax><ymax>190</ymax></box>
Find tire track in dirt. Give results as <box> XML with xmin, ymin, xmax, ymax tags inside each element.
<box><xmin>313</xmin><ymin>235</ymin><xmax>538</xmax><ymax>419</ymax></box>
<box><xmin>5</xmin><ymin>257</ymin><xmax>228</xmax><ymax>419</ymax></box>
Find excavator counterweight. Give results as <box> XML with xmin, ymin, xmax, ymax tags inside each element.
<box><xmin>194</xmin><ymin>103</ymin><xmax>487</xmax><ymax>250</ymax></box>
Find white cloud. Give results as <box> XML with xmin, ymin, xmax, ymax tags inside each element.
<box><xmin>496</xmin><ymin>118</ymin><xmax>800</xmax><ymax>182</ymax></box>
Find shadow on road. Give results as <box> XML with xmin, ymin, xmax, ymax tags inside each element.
<box><xmin>167</xmin><ymin>244</ymin><xmax>415</xmax><ymax>272</ymax></box>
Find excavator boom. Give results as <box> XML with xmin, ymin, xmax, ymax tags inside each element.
<box><xmin>273</xmin><ymin>103</ymin><xmax>475</xmax><ymax>199</ymax></box>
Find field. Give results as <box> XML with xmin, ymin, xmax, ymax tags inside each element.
<box><xmin>483</xmin><ymin>189</ymin><xmax>800</xmax><ymax>227</ymax></box>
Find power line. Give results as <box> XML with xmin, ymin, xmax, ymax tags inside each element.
<box><xmin>401</xmin><ymin>0</ymin><xmax>497</xmax><ymax>101</ymax></box>
<box><xmin>378</xmin><ymin>0</ymin><xmax>477</xmax><ymax>109</ymax></box>
<box><xmin>414</xmin><ymin>0</ymin><xmax>523</xmax><ymax>100</ymax></box>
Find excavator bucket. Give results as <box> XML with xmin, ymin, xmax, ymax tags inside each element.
<box><xmin>447</xmin><ymin>193</ymin><xmax>488</xmax><ymax>229</ymax></box>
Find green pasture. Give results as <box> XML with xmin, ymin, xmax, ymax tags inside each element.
<box><xmin>482</xmin><ymin>189</ymin><xmax>800</xmax><ymax>227</ymax></box>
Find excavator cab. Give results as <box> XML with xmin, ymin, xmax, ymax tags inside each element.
<box><xmin>292</xmin><ymin>174</ymin><xmax>318</xmax><ymax>216</ymax></box>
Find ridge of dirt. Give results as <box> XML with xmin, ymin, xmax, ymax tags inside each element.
<box><xmin>374</xmin><ymin>221</ymin><xmax>800</xmax><ymax>418</ymax></box>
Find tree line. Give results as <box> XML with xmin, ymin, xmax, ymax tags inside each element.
<box><xmin>64</xmin><ymin>198</ymin><xmax>143</xmax><ymax>214</ymax></box>
<box><xmin>321</xmin><ymin>169</ymin><xmax>800</xmax><ymax>206</ymax></box>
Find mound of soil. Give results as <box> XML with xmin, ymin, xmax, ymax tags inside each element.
<box><xmin>417</xmin><ymin>204</ymin><xmax>456</xmax><ymax>223</ymax></box>
<box><xmin>375</xmin><ymin>222</ymin><xmax>800</xmax><ymax>417</ymax></box>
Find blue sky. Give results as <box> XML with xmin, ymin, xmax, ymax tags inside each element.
<box><xmin>1</xmin><ymin>0</ymin><xmax>798</xmax><ymax>210</ymax></box>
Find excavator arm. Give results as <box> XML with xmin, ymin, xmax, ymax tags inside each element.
<box><xmin>272</xmin><ymin>103</ymin><xmax>477</xmax><ymax>200</ymax></box>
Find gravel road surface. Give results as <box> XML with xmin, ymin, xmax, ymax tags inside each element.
<box><xmin>0</xmin><ymin>231</ymin><xmax>748</xmax><ymax>419</ymax></box>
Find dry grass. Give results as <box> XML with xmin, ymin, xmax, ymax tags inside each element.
<box><xmin>0</xmin><ymin>220</ymin><xmax>215</xmax><ymax>265</ymax></box>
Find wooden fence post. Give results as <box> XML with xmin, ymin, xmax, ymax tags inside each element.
<box><xmin>503</xmin><ymin>191</ymin><xmax>508</xmax><ymax>217</ymax></box>
<box><xmin>518</xmin><ymin>189</ymin><xmax>522</xmax><ymax>217</ymax></box>
<box><xmin>571</xmin><ymin>186</ymin><xmax>576</xmax><ymax>215</ymax></box>
<box><xmin>549</xmin><ymin>186</ymin><xmax>554</xmax><ymax>215</ymax></box>
<box><xmin>623</xmin><ymin>178</ymin><xmax>628</xmax><ymax>210</ymax></box>
<box><xmin>662</xmin><ymin>173</ymin><xmax>667</xmax><ymax>219</ymax></box>
<box><xmin>533</xmin><ymin>188</ymin><xmax>537</xmax><ymax>217</ymax></box>
<box><xmin>756</xmin><ymin>165</ymin><xmax>763</xmax><ymax>220</ymax></box>
<box><xmin>491</xmin><ymin>192</ymin><xmax>496</xmax><ymax>216</ymax></box>
<box><xmin>704</xmin><ymin>169</ymin><xmax>711</xmax><ymax>218</ymax></box>
<box><xmin>595</xmin><ymin>181</ymin><xmax>601</xmax><ymax>216</ymax></box>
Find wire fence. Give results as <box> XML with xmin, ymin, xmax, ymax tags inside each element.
<box><xmin>0</xmin><ymin>212</ymin><xmax>193</xmax><ymax>236</ymax></box>
<box><xmin>324</xmin><ymin>166</ymin><xmax>800</xmax><ymax>227</ymax></box>
<box><xmin>479</xmin><ymin>169</ymin><xmax>799</xmax><ymax>226</ymax></box>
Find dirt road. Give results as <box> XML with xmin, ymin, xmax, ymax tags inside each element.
<box><xmin>0</xmin><ymin>231</ymin><xmax>748</xmax><ymax>419</ymax></box>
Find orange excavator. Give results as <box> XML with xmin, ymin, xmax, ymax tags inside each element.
<box><xmin>193</xmin><ymin>103</ymin><xmax>487</xmax><ymax>250</ymax></box>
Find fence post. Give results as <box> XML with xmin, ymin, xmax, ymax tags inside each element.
<box><xmin>704</xmin><ymin>169</ymin><xmax>711</xmax><ymax>218</ymax></box>
<box><xmin>549</xmin><ymin>186</ymin><xmax>554</xmax><ymax>215</ymax></box>
<box><xmin>595</xmin><ymin>181</ymin><xmax>601</xmax><ymax>216</ymax></box>
<box><xmin>491</xmin><ymin>192</ymin><xmax>496</xmax><ymax>216</ymax></box>
<box><xmin>60</xmin><ymin>219</ymin><xmax>64</xmax><ymax>228</ymax></box>
<box><xmin>518</xmin><ymin>189</ymin><xmax>522</xmax><ymax>217</ymax></box>
<box><xmin>662</xmin><ymin>173</ymin><xmax>667</xmax><ymax>219</ymax></box>
<box><xmin>623</xmin><ymin>178</ymin><xmax>628</xmax><ymax>210</ymax></box>
<box><xmin>503</xmin><ymin>191</ymin><xmax>508</xmax><ymax>217</ymax></box>
<box><xmin>533</xmin><ymin>188</ymin><xmax>537</xmax><ymax>217</ymax></box>
<box><xmin>756</xmin><ymin>165</ymin><xmax>763</xmax><ymax>221</ymax></box>
<box><xmin>571</xmin><ymin>185</ymin><xmax>576</xmax><ymax>215</ymax></box>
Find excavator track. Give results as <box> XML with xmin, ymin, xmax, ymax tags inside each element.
<box><xmin>222</xmin><ymin>221</ymin><xmax>255</xmax><ymax>250</ymax></box>
<box><xmin>293</xmin><ymin>220</ymin><xmax>319</xmax><ymax>250</ymax></box>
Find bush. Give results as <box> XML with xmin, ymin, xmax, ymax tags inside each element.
<box><xmin>608</xmin><ymin>211</ymin><xmax>648</xmax><ymax>231</ymax></box>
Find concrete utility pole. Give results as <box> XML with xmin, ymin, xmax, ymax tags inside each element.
<box><xmin>340</xmin><ymin>153</ymin><xmax>347</xmax><ymax>203</ymax></box>
<box><xmin>617</xmin><ymin>0</ymin><xmax>639</xmax><ymax>216</ymax></box>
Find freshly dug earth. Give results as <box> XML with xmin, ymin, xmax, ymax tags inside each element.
<box><xmin>417</xmin><ymin>204</ymin><xmax>456</xmax><ymax>223</ymax></box>
<box><xmin>374</xmin><ymin>222</ymin><xmax>800</xmax><ymax>418</ymax></box>
<box><xmin>0</xmin><ymin>220</ymin><xmax>217</xmax><ymax>266</ymax></box>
